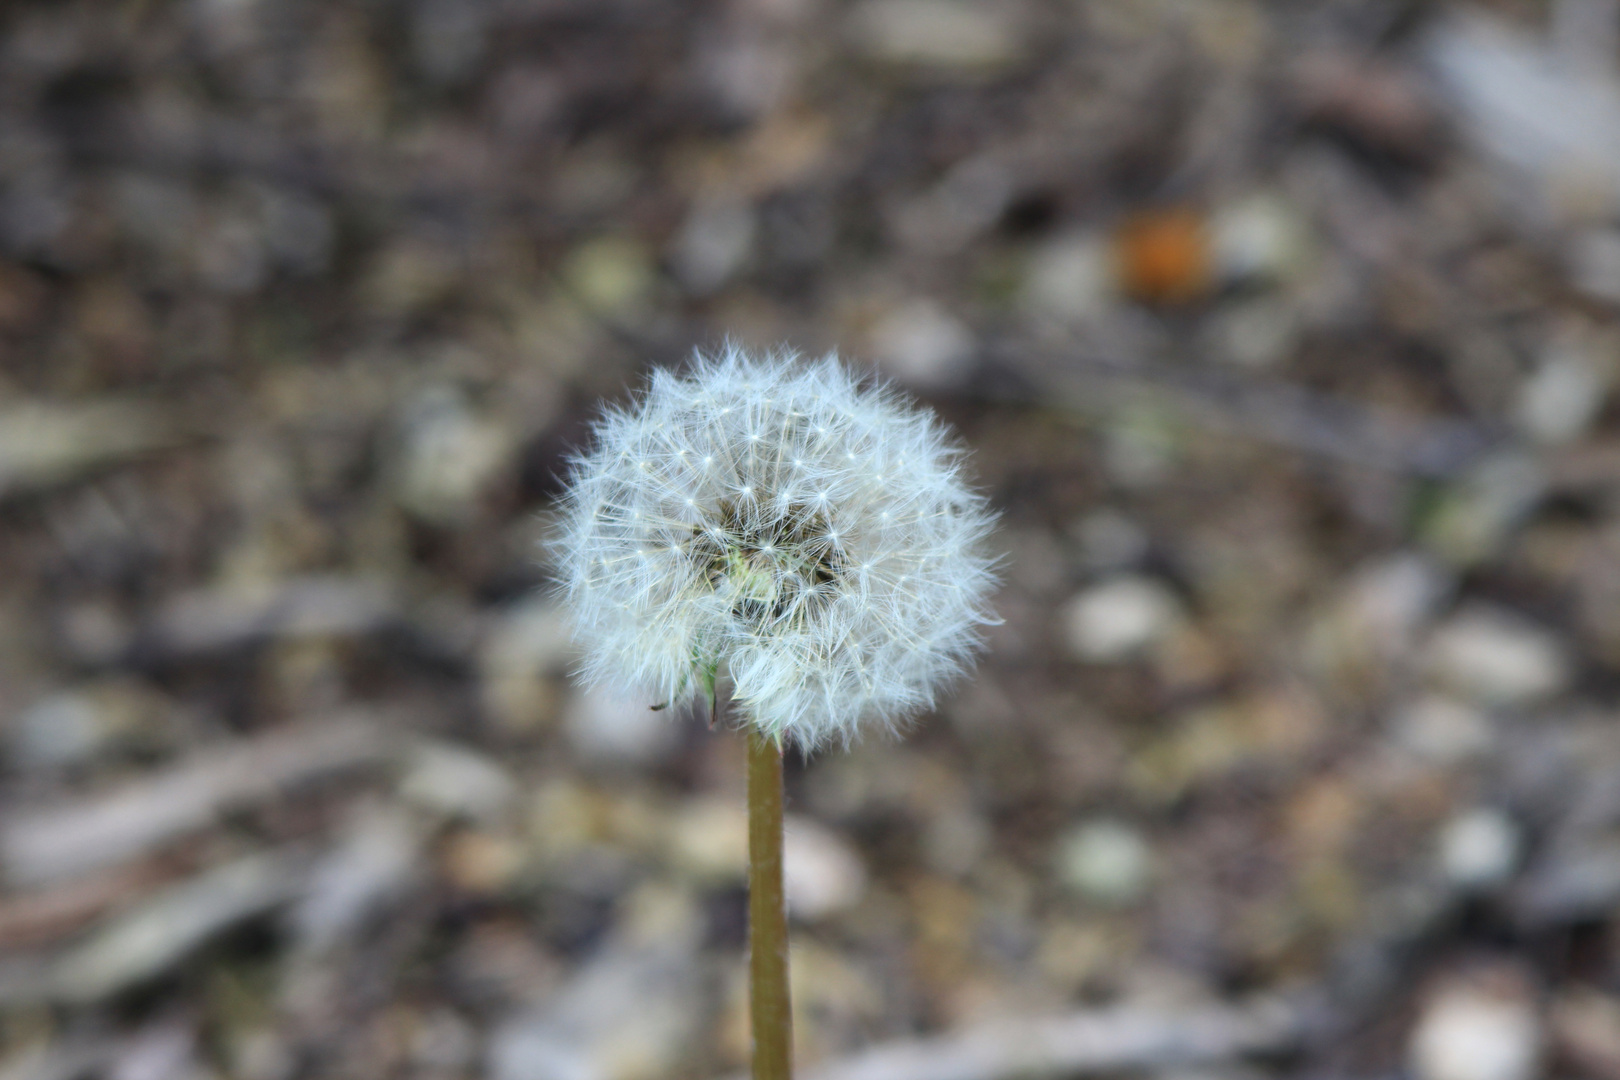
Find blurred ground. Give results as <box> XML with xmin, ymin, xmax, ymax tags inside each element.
<box><xmin>4</xmin><ymin>0</ymin><xmax>1620</xmax><ymax>1077</ymax></box>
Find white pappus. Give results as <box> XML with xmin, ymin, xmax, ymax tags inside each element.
<box><xmin>552</xmin><ymin>345</ymin><xmax>1001</xmax><ymax>749</ymax></box>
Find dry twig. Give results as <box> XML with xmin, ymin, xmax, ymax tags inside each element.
<box><xmin>0</xmin><ymin>714</ymin><xmax>391</xmax><ymax>885</ymax></box>
<box><xmin>723</xmin><ymin>994</ymin><xmax>1312</xmax><ymax>1080</ymax></box>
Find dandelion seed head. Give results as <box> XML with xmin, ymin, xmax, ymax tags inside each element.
<box><xmin>552</xmin><ymin>345</ymin><xmax>1000</xmax><ymax>748</ymax></box>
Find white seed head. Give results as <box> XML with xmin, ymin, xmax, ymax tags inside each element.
<box><xmin>552</xmin><ymin>345</ymin><xmax>1000</xmax><ymax>748</ymax></box>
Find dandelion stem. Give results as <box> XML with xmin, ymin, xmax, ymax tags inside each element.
<box><xmin>747</xmin><ymin>726</ymin><xmax>793</xmax><ymax>1080</ymax></box>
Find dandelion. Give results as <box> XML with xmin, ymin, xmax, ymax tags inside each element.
<box><xmin>554</xmin><ymin>344</ymin><xmax>1000</xmax><ymax>748</ymax></box>
<box><xmin>550</xmin><ymin>344</ymin><xmax>999</xmax><ymax>1079</ymax></box>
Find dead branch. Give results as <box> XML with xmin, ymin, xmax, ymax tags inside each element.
<box><xmin>727</xmin><ymin>994</ymin><xmax>1313</xmax><ymax>1080</ymax></box>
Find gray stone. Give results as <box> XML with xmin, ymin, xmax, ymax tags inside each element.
<box><xmin>783</xmin><ymin>817</ymin><xmax>868</xmax><ymax>919</ymax></box>
<box><xmin>1515</xmin><ymin>335</ymin><xmax>1609</xmax><ymax>444</ymax></box>
<box><xmin>563</xmin><ymin>686</ymin><xmax>678</xmax><ymax>768</ymax></box>
<box><xmin>847</xmin><ymin>0</ymin><xmax>1023</xmax><ymax>68</ymax></box>
<box><xmin>870</xmin><ymin>298</ymin><xmax>976</xmax><ymax>390</ymax></box>
<box><xmin>1062</xmin><ymin>576</ymin><xmax>1181</xmax><ymax>662</ymax></box>
<box><xmin>1393</xmin><ymin>696</ymin><xmax>1495</xmax><ymax>765</ymax></box>
<box><xmin>394</xmin><ymin>385</ymin><xmax>514</xmax><ymax>526</ymax></box>
<box><xmin>671</xmin><ymin>196</ymin><xmax>755</xmax><ymax>295</ymax></box>
<box><xmin>1055</xmin><ymin>820</ymin><xmax>1153</xmax><ymax>906</ymax></box>
<box><xmin>922</xmin><ymin>805</ymin><xmax>991</xmax><ymax>877</ymax></box>
<box><xmin>400</xmin><ymin>741</ymin><xmax>518</xmax><ymax>823</ymax></box>
<box><xmin>1023</xmin><ymin>233</ymin><xmax>1116</xmax><ymax>325</ymax></box>
<box><xmin>1427</xmin><ymin>607</ymin><xmax>1570</xmax><ymax>707</ymax></box>
<box><xmin>1410</xmin><ymin>975</ymin><xmax>1543</xmax><ymax>1080</ymax></box>
<box><xmin>109</xmin><ymin>1021</ymin><xmax>205</xmax><ymax>1080</ymax></box>
<box><xmin>1210</xmin><ymin>193</ymin><xmax>1310</xmax><ymax>286</ymax></box>
<box><xmin>1439</xmin><ymin>808</ymin><xmax>1522</xmax><ymax>890</ymax></box>
<box><xmin>9</xmin><ymin>689</ymin><xmax>114</xmax><ymax>769</ymax></box>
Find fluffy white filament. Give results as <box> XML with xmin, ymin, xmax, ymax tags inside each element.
<box><xmin>553</xmin><ymin>346</ymin><xmax>1000</xmax><ymax>748</ymax></box>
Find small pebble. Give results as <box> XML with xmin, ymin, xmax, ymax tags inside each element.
<box><xmin>1023</xmin><ymin>233</ymin><xmax>1116</xmax><ymax>324</ymax></box>
<box><xmin>667</xmin><ymin>798</ymin><xmax>748</xmax><ymax>883</ymax></box>
<box><xmin>399</xmin><ymin>742</ymin><xmax>517</xmax><ymax>823</ymax></box>
<box><xmin>922</xmin><ymin>805</ymin><xmax>991</xmax><ymax>876</ymax></box>
<box><xmin>671</xmin><ymin>195</ymin><xmax>755</xmax><ymax>295</ymax></box>
<box><xmin>1411</xmin><ymin>973</ymin><xmax>1542</xmax><ymax>1080</ymax></box>
<box><xmin>442</xmin><ymin>829</ymin><xmax>526</xmax><ymax>894</ymax></box>
<box><xmin>1427</xmin><ymin>607</ymin><xmax>1570</xmax><ymax>707</ymax></box>
<box><xmin>783</xmin><ymin>817</ymin><xmax>868</xmax><ymax>919</ymax></box>
<box><xmin>408</xmin><ymin>1008</ymin><xmax>481</xmax><ymax>1074</ymax></box>
<box><xmin>1061</xmin><ymin>576</ymin><xmax>1180</xmax><ymax>662</ymax></box>
<box><xmin>1055</xmin><ymin>819</ymin><xmax>1152</xmax><ymax>906</ymax></box>
<box><xmin>847</xmin><ymin>0</ymin><xmax>1023</xmax><ymax>68</ymax></box>
<box><xmin>563</xmin><ymin>686</ymin><xmax>679</xmax><ymax>768</ymax></box>
<box><xmin>1209</xmin><ymin>192</ymin><xmax>1309</xmax><ymax>285</ymax></box>
<box><xmin>1431</xmin><ymin>13</ymin><xmax>1620</xmax><ymax>218</ymax></box>
<box><xmin>393</xmin><ymin>386</ymin><xmax>513</xmax><ymax>526</ymax></box>
<box><xmin>9</xmin><ymin>689</ymin><xmax>111</xmax><ymax>769</ymax></box>
<box><xmin>111</xmin><ymin>1021</ymin><xmax>200</xmax><ymax>1080</ymax></box>
<box><xmin>1514</xmin><ymin>840</ymin><xmax>1620</xmax><ymax>925</ymax></box>
<box><xmin>1323</xmin><ymin>555</ymin><xmax>1454</xmax><ymax>676</ymax></box>
<box><xmin>1393</xmin><ymin>696</ymin><xmax>1495</xmax><ymax>765</ymax></box>
<box><xmin>1344</xmin><ymin>554</ymin><xmax>1452</xmax><ymax>645</ymax></box>
<box><xmin>563</xmin><ymin>236</ymin><xmax>654</xmax><ymax>318</ymax></box>
<box><xmin>869</xmin><ymin>298</ymin><xmax>976</xmax><ymax>390</ymax></box>
<box><xmin>1515</xmin><ymin>338</ymin><xmax>1608</xmax><ymax>445</ymax></box>
<box><xmin>1438</xmin><ymin>808</ymin><xmax>1521</xmax><ymax>891</ymax></box>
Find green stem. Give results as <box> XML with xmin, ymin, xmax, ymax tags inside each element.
<box><xmin>747</xmin><ymin>727</ymin><xmax>793</xmax><ymax>1080</ymax></box>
